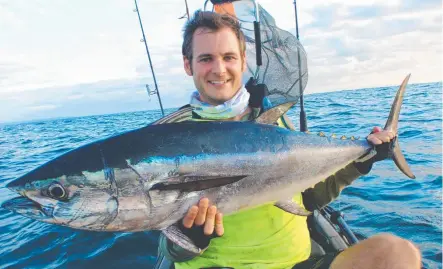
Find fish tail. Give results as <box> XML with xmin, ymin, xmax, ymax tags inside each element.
<box><xmin>384</xmin><ymin>74</ymin><xmax>415</xmax><ymax>179</ymax></box>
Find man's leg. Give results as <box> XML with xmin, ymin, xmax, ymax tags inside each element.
<box><xmin>330</xmin><ymin>233</ymin><xmax>421</xmax><ymax>269</ymax></box>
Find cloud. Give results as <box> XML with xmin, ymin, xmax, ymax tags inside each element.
<box><xmin>290</xmin><ymin>0</ymin><xmax>442</xmax><ymax>93</ymax></box>
<box><xmin>346</xmin><ymin>6</ymin><xmax>385</xmax><ymax>19</ymax></box>
<box><xmin>0</xmin><ymin>76</ymin><xmax>195</xmax><ymax>123</ymax></box>
<box><xmin>0</xmin><ymin>0</ymin><xmax>441</xmax><ymax>123</ymax></box>
<box><xmin>27</xmin><ymin>105</ymin><xmax>59</xmax><ymax>111</ymax></box>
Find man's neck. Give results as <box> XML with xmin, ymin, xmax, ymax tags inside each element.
<box><xmin>221</xmin><ymin>106</ymin><xmax>252</xmax><ymax>121</ymax></box>
<box><xmin>189</xmin><ymin>85</ymin><xmax>251</xmax><ymax>121</ymax></box>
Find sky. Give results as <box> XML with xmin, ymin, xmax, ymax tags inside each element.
<box><xmin>0</xmin><ymin>0</ymin><xmax>441</xmax><ymax>123</ymax></box>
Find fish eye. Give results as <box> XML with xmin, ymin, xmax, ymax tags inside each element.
<box><xmin>48</xmin><ymin>183</ymin><xmax>67</xmax><ymax>200</ymax></box>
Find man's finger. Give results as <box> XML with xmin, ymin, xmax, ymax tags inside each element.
<box><xmin>195</xmin><ymin>198</ymin><xmax>209</xmax><ymax>226</ymax></box>
<box><xmin>372</xmin><ymin>126</ymin><xmax>383</xmax><ymax>133</ymax></box>
<box><xmin>182</xmin><ymin>205</ymin><xmax>198</xmax><ymax>228</ymax></box>
<box><xmin>387</xmin><ymin>131</ymin><xmax>395</xmax><ymax>139</ymax></box>
<box><xmin>367</xmin><ymin>135</ymin><xmax>382</xmax><ymax>145</ymax></box>
<box><xmin>377</xmin><ymin>135</ymin><xmax>391</xmax><ymax>143</ymax></box>
<box><xmin>215</xmin><ymin>212</ymin><xmax>224</xmax><ymax>236</ymax></box>
<box><xmin>204</xmin><ymin>205</ymin><xmax>217</xmax><ymax>235</ymax></box>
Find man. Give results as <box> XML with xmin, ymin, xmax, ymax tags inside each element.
<box><xmin>158</xmin><ymin>10</ymin><xmax>422</xmax><ymax>269</ymax></box>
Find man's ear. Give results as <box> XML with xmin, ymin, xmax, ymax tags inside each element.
<box><xmin>184</xmin><ymin>56</ymin><xmax>193</xmax><ymax>76</ymax></box>
<box><xmin>241</xmin><ymin>53</ymin><xmax>247</xmax><ymax>72</ymax></box>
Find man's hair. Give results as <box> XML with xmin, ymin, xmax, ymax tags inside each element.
<box><xmin>182</xmin><ymin>10</ymin><xmax>246</xmax><ymax>62</ymax></box>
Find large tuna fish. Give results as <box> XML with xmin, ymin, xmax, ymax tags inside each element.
<box><xmin>2</xmin><ymin>75</ymin><xmax>414</xmax><ymax>254</ymax></box>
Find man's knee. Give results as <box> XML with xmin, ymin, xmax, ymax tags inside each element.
<box><xmin>330</xmin><ymin>233</ymin><xmax>421</xmax><ymax>269</ymax></box>
<box><xmin>372</xmin><ymin>233</ymin><xmax>419</xmax><ymax>251</ymax></box>
<box><xmin>371</xmin><ymin>233</ymin><xmax>421</xmax><ymax>265</ymax></box>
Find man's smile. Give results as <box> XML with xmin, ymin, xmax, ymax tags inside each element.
<box><xmin>208</xmin><ymin>79</ymin><xmax>231</xmax><ymax>85</ymax></box>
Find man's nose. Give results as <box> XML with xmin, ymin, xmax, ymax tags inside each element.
<box><xmin>212</xmin><ymin>59</ymin><xmax>226</xmax><ymax>75</ymax></box>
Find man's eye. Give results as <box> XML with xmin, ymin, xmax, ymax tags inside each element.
<box><xmin>224</xmin><ymin>56</ymin><xmax>235</xmax><ymax>61</ymax></box>
<box><xmin>200</xmin><ymin>58</ymin><xmax>211</xmax><ymax>63</ymax></box>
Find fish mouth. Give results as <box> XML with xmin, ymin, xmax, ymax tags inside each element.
<box><xmin>2</xmin><ymin>196</ymin><xmax>54</xmax><ymax>221</ymax></box>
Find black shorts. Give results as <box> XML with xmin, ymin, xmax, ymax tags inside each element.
<box><xmin>292</xmin><ymin>252</ymin><xmax>342</xmax><ymax>269</ymax></box>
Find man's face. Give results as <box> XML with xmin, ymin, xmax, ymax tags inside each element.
<box><xmin>184</xmin><ymin>27</ymin><xmax>246</xmax><ymax>105</ymax></box>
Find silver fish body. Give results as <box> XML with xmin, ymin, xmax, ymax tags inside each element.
<box><xmin>4</xmin><ymin>121</ymin><xmax>369</xmax><ymax>231</ymax></box>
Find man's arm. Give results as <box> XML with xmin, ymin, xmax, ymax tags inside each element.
<box><xmin>301</xmin><ymin>162</ymin><xmax>364</xmax><ymax>211</ymax></box>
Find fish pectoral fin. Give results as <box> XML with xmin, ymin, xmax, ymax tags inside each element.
<box><xmin>150</xmin><ymin>175</ymin><xmax>247</xmax><ymax>192</ymax></box>
<box><xmin>162</xmin><ymin>225</ymin><xmax>201</xmax><ymax>255</ymax></box>
<box><xmin>274</xmin><ymin>200</ymin><xmax>311</xmax><ymax>216</ymax></box>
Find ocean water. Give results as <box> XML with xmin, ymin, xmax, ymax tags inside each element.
<box><xmin>0</xmin><ymin>82</ymin><xmax>441</xmax><ymax>269</ymax></box>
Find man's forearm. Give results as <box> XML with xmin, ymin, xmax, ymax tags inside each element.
<box><xmin>302</xmin><ymin>162</ymin><xmax>364</xmax><ymax>211</ymax></box>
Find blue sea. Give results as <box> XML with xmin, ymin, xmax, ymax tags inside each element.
<box><xmin>0</xmin><ymin>82</ymin><xmax>441</xmax><ymax>269</ymax></box>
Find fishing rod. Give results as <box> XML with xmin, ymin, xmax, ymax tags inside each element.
<box><xmin>179</xmin><ymin>0</ymin><xmax>190</xmax><ymax>20</ymax></box>
<box><xmin>184</xmin><ymin>0</ymin><xmax>190</xmax><ymax>20</ymax></box>
<box><xmin>133</xmin><ymin>0</ymin><xmax>165</xmax><ymax>117</ymax></box>
<box><xmin>293</xmin><ymin>0</ymin><xmax>307</xmax><ymax>132</ymax></box>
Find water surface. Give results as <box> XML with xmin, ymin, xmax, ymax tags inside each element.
<box><xmin>0</xmin><ymin>82</ymin><xmax>441</xmax><ymax>268</ymax></box>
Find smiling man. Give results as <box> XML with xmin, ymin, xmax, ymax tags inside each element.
<box><xmin>182</xmin><ymin>11</ymin><xmax>252</xmax><ymax>122</ymax></box>
<box><xmin>184</xmin><ymin>27</ymin><xmax>246</xmax><ymax>106</ymax></box>
<box><xmin>157</xmin><ymin>10</ymin><xmax>421</xmax><ymax>269</ymax></box>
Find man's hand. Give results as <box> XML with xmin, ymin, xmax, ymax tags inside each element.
<box><xmin>177</xmin><ymin>198</ymin><xmax>224</xmax><ymax>250</ymax></box>
<box><xmin>367</xmin><ymin>126</ymin><xmax>395</xmax><ymax>145</ymax></box>
<box><xmin>183</xmin><ymin>198</ymin><xmax>224</xmax><ymax>236</ymax></box>
<box><xmin>354</xmin><ymin>126</ymin><xmax>397</xmax><ymax>174</ymax></box>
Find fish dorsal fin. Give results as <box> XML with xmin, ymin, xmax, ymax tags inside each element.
<box><xmin>255</xmin><ymin>102</ymin><xmax>296</xmax><ymax>125</ymax></box>
<box><xmin>149</xmin><ymin>175</ymin><xmax>247</xmax><ymax>192</ymax></box>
